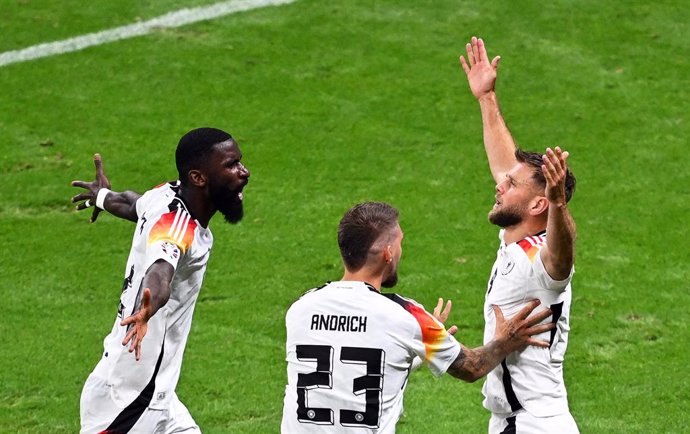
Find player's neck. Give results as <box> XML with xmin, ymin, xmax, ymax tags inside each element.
<box><xmin>341</xmin><ymin>269</ymin><xmax>382</xmax><ymax>292</ymax></box>
<box><xmin>179</xmin><ymin>184</ymin><xmax>213</xmax><ymax>228</ymax></box>
<box><xmin>502</xmin><ymin>221</ymin><xmax>547</xmax><ymax>244</ymax></box>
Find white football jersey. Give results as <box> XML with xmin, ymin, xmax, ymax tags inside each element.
<box><xmin>282</xmin><ymin>281</ymin><xmax>461</xmax><ymax>433</ymax></box>
<box><xmin>482</xmin><ymin>230</ymin><xmax>573</xmax><ymax>417</ymax></box>
<box><xmin>91</xmin><ymin>181</ymin><xmax>213</xmax><ymax>411</ymax></box>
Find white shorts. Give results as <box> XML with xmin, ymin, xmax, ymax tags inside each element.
<box><xmin>489</xmin><ymin>410</ymin><xmax>579</xmax><ymax>434</ymax></box>
<box><xmin>80</xmin><ymin>374</ymin><xmax>200</xmax><ymax>434</ymax></box>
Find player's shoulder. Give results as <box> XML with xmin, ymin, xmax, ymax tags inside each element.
<box><xmin>379</xmin><ymin>293</ymin><xmax>435</xmax><ymax>324</ymax></box>
<box><xmin>287</xmin><ymin>282</ymin><xmax>330</xmax><ymax>310</ymax></box>
<box><xmin>297</xmin><ymin>282</ymin><xmax>331</xmax><ymax>299</ymax></box>
<box><xmin>142</xmin><ymin>181</ymin><xmax>201</xmax><ymax>251</ymax></box>
<box><xmin>513</xmin><ymin>231</ymin><xmax>547</xmax><ymax>263</ymax></box>
<box><xmin>143</xmin><ymin>180</ymin><xmax>180</xmax><ymax>203</ymax></box>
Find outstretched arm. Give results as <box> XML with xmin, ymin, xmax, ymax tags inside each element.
<box><xmin>540</xmin><ymin>147</ymin><xmax>576</xmax><ymax>280</ymax></box>
<box><xmin>446</xmin><ymin>300</ymin><xmax>553</xmax><ymax>382</ymax></box>
<box><xmin>71</xmin><ymin>153</ymin><xmax>141</xmax><ymax>222</ymax></box>
<box><xmin>120</xmin><ymin>259</ymin><xmax>174</xmax><ymax>361</ymax></box>
<box><xmin>459</xmin><ymin>36</ymin><xmax>517</xmax><ymax>183</ymax></box>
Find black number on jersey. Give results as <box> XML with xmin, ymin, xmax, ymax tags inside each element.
<box><xmin>296</xmin><ymin>345</ymin><xmax>334</xmax><ymax>424</ymax></box>
<box><xmin>295</xmin><ymin>345</ymin><xmax>385</xmax><ymax>428</ymax></box>
<box><xmin>487</xmin><ymin>268</ymin><xmax>498</xmax><ymax>294</ymax></box>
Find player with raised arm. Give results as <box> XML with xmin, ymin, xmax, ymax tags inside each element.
<box><xmin>281</xmin><ymin>202</ymin><xmax>556</xmax><ymax>433</ymax></box>
<box><xmin>460</xmin><ymin>37</ymin><xmax>579</xmax><ymax>433</ymax></box>
<box><xmin>71</xmin><ymin>128</ymin><xmax>250</xmax><ymax>433</ymax></box>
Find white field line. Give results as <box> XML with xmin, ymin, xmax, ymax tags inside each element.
<box><xmin>0</xmin><ymin>0</ymin><xmax>296</xmax><ymax>68</ymax></box>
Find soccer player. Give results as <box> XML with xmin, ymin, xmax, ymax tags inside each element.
<box><xmin>281</xmin><ymin>202</ymin><xmax>556</xmax><ymax>433</ymax></box>
<box><xmin>71</xmin><ymin>128</ymin><xmax>250</xmax><ymax>433</ymax></box>
<box><xmin>459</xmin><ymin>36</ymin><xmax>579</xmax><ymax>433</ymax></box>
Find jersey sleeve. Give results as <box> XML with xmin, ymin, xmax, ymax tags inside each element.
<box><xmin>516</xmin><ymin>236</ymin><xmax>573</xmax><ymax>293</ymax></box>
<box><xmin>134</xmin><ymin>192</ymin><xmax>147</xmax><ymax>220</ymax></box>
<box><xmin>144</xmin><ymin>207</ymin><xmax>197</xmax><ymax>270</ymax></box>
<box><xmin>398</xmin><ymin>297</ymin><xmax>461</xmax><ymax>377</ymax></box>
<box><xmin>533</xmin><ymin>250</ymin><xmax>574</xmax><ymax>292</ymax></box>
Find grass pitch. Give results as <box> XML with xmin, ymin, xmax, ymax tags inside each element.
<box><xmin>0</xmin><ymin>0</ymin><xmax>688</xmax><ymax>432</ymax></box>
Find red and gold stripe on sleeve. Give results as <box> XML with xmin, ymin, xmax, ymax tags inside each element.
<box><xmin>148</xmin><ymin>207</ymin><xmax>197</xmax><ymax>254</ymax></box>
<box><xmin>401</xmin><ymin>300</ymin><xmax>449</xmax><ymax>363</ymax></box>
<box><xmin>517</xmin><ymin>234</ymin><xmax>546</xmax><ymax>263</ymax></box>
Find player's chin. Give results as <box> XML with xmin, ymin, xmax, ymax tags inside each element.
<box><xmin>381</xmin><ymin>273</ymin><xmax>398</xmax><ymax>289</ymax></box>
<box><xmin>220</xmin><ymin>201</ymin><xmax>244</xmax><ymax>224</ymax></box>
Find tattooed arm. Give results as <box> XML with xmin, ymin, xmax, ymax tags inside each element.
<box><xmin>446</xmin><ymin>300</ymin><xmax>554</xmax><ymax>382</ymax></box>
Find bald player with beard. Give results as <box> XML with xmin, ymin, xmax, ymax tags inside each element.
<box><xmin>281</xmin><ymin>202</ymin><xmax>556</xmax><ymax>433</ymax></box>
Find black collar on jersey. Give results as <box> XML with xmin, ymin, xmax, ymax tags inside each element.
<box><xmin>321</xmin><ymin>281</ymin><xmax>379</xmax><ymax>293</ymax></box>
<box><xmin>363</xmin><ymin>282</ymin><xmax>378</xmax><ymax>293</ymax></box>
<box><xmin>168</xmin><ymin>181</ymin><xmax>201</xmax><ymax>225</ymax></box>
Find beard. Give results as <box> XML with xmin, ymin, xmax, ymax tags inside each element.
<box><xmin>488</xmin><ymin>205</ymin><xmax>523</xmax><ymax>228</ymax></box>
<box><xmin>381</xmin><ymin>265</ymin><xmax>398</xmax><ymax>288</ymax></box>
<box><xmin>209</xmin><ymin>182</ymin><xmax>244</xmax><ymax>224</ymax></box>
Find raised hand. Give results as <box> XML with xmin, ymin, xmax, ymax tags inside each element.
<box><xmin>121</xmin><ymin>288</ymin><xmax>153</xmax><ymax>361</ymax></box>
<box><xmin>542</xmin><ymin>147</ymin><xmax>570</xmax><ymax>206</ymax></box>
<box><xmin>492</xmin><ymin>300</ymin><xmax>554</xmax><ymax>353</ymax></box>
<box><xmin>459</xmin><ymin>36</ymin><xmax>501</xmax><ymax>101</ymax></box>
<box><xmin>433</xmin><ymin>297</ymin><xmax>458</xmax><ymax>335</ymax></box>
<box><xmin>71</xmin><ymin>153</ymin><xmax>112</xmax><ymax>222</ymax></box>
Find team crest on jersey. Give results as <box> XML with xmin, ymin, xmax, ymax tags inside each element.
<box><xmin>501</xmin><ymin>258</ymin><xmax>515</xmax><ymax>275</ymax></box>
<box><xmin>161</xmin><ymin>241</ymin><xmax>180</xmax><ymax>261</ymax></box>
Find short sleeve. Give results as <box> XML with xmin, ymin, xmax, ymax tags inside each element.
<box><xmin>144</xmin><ymin>208</ymin><xmax>197</xmax><ymax>270</ymax></box>
<box><xmin>399</xmin><ymin>298</ymin><xmax>461</xmax><ymax>377</ymax></box>
<box><xmin>533</xmin><ymin>248</ymin><xmax>574</xmax><ymax>292</ymax></box>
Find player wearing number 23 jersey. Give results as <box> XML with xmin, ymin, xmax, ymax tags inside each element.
<box><xmin>282</xmin><ymin>280</ymin><xmax>460</xmax><ymax>433</ymax></box>
<box><xmin>281</xmin><ymin>202</ymin><xmax>557</xmax><ymax>433</ymax></box>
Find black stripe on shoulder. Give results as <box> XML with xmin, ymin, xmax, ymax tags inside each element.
<box><xmin>312</xmin><ymin>282</ymin><xmax>330</xmax><ymax>292</ymax></box>
<box><xmin>363</xmin><ymin>282</ymin><xmax>378</xmax><ymax>293</ymax></box>
<box><xmin>380</xmin><ymin>293</ymin><xmax>411</xmax><ymax>309</ymax></box>
<box><xmin>168</xmin><ymin>197</ymin><xmax>189</xmax><ymax>214</ymax></box>
<box><xmin>292</xmin><ymin>282</ymin><xmax>330</xmax><ymax>302</ymax></box>
<box><xmin>166</xmin><ymin>183</ymin><xmax>196</xmax><ymax>221</ymax></box>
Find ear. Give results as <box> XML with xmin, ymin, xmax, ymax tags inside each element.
<box><xmin>188</xmin><ymin>169</ymin><xmax>207</xmax><ymax>188</ymax></box>
<box><xmin>382</xmin><ymin>245</ymin><xmax>393</xmax><ymax>264</ymax></box>
<box><xmin>530</xmin><ymin>196</ymin><xmax>549</xmax><ymax>216</ymax></box>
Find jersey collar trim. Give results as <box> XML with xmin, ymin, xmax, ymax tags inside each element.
<box><xmin>170</xmin><ymin>181</ymin><xmax>205</xmax><ymax>228</ymax></box>
<box><xmin>327</xmin><ymin>280</ymin><xmax>379</xmax><ymax>293</ymax></box>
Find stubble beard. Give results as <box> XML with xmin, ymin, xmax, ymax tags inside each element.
<box><xmin>381</xmin><ymin>265</ymin><xmax>398</xmax><ymax>288</ymax></box>
<box><xmin>488</xmin><ymin>205</ymin><xmax>524</xmax><ymax>228</ymax></box>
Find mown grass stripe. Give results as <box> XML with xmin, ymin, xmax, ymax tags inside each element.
<box><xmin>0</xmin><ymin>0</ymin><xmax>296</xmax><ymax>68</ymax></box>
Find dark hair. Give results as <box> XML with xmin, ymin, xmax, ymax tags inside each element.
<box><xmin>338</xmin><ymin>202</ymin><xmax>399</xmax><ymax>271</ymax></box>
<box><xmin>176</xmin><ymin>127</ymin><xmax>233</xmax><ymax>183</ymax></box>
<box><xmin>515</xmin><ymin>148</ymin><xmax>576</xmax><ymax>203</ymax></box>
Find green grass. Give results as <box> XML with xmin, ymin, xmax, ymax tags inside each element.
<box><xmin>0</xmin><ymin>0</ymin><xmax>688</xmax><ymax>432</ymax></box>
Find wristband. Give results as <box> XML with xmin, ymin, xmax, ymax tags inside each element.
<box><xmin>96</xmin><ymin>188</ymin><xmax>111</xmax><ymax>209</ymax></box>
